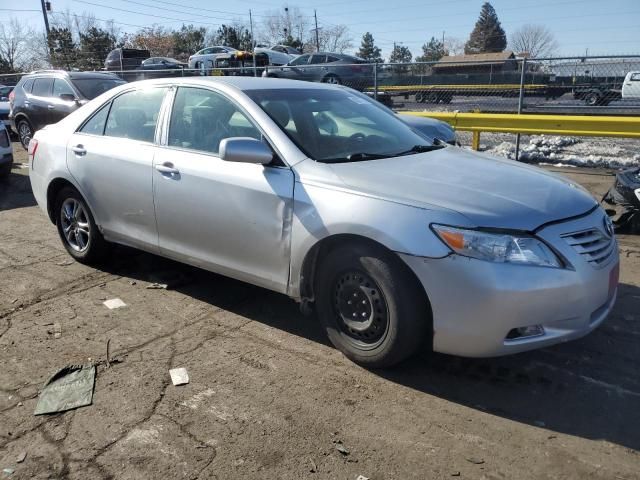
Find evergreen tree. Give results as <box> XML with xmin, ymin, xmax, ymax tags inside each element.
<box><xmin>48</xmin><ymin>27</ymin><xmax>77</xmax><ymax>70</ymax></box>
<box><xmin>388</xmin><ymin>44</ymin><xmax>412</xmax><ymax>63</ymax></box>
<box><xmin>357</xmin><ymin>32</ymin><xmax>382</xmax><ymax>62</ymax></box>
<box><xmin>416</xmin><ymin>37</ymin><xmax>445</xmax><ymax>63</ymax></box>
<box><xmin>173</xmin><ymin>24</ymin><xmax>206</xmax><ymax>59</ymax></box>
<box><xmin>464</xmin><ymin>2</ymin><xmax>506</xmax><ymax>54</ymax></box>
<box><xmin>213</xmin><ymin>25</ymin><xmax>253</xmax><ymax>51</ymax></box>
<box><xmin>78</xmin><ymin>27</ymin><xmax>116</xmax><ymax>70</ymax></box>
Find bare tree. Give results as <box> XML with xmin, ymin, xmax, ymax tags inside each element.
<box><xmin>509</xmin><ymin>24</ymin><xmax>558</xmax><ymax>58</ymax></box>
<box><xmin>444</xmin><ymin>37</ymin><xmax>465</xmax><ymax>56</ymax></box>
<box><xmin>0</xmin><ymin>18</ymin><xmax>35</xmax><ymax>72</ymax></box>
<box><xmin>308</xmin><ymin>24</ymin><xmax>352</xmax><ymax>53</ymax></box>
<box><xmin>259</xmin><ymin>6</ymin><xmax>309</xmax><ymax>47</ymax></box>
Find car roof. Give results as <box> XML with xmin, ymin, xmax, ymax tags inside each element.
<box><xmin>129</xmin><ymin>76</ymin><xmax>345</xmax><ymax>91</ymax></box>
<box><xmin>23</xmin><ymin>70</ymin><xmax>121</xmax><ymax>80</ymax></box>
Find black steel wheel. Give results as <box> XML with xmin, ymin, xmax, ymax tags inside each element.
<box><xmin>316</xmin><ymin>242</ymin><xmax>430</xmax><ymax>368</ymax></box>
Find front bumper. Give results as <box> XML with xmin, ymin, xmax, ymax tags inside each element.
<box><xmin>400</xmin><ymin>208</ymin><xmax>619</xmax><ymax>357</ymax></box>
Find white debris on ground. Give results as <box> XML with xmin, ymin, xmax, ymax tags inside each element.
<box><xmin>484</xmin><ymin>135</ymin><xmax>640</xmax><ymax>168</ymax></box>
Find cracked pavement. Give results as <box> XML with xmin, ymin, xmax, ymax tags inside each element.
<box><xmin>1</xmin><ymin>145</ymin><xmax>640</xmax><ymax>479</ymax></box>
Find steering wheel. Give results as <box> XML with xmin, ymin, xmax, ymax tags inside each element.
<box><xmin>350</xmin><ymin>133</ymin><xmax>366</xmax><ymax>142</ymax></box>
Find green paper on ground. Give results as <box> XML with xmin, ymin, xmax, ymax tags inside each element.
<box><xmin>34</xmin><ymin>364</ymin><xmax>96</xmax><ymax>415</ymax></box>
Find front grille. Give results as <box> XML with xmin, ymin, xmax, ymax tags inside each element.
<box><xmin>562</xmin><ymin>228</ymin><xmax>615</xmax><ymax>267</ymax></box>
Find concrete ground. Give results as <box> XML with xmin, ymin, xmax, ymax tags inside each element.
<box><xmin>1</xmin><ymin>143</ymin><xmax>639</xmax><ymax>479</ymax></box>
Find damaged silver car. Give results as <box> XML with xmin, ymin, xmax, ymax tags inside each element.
<box><xmin>29</xmin><ymin>77</ymin><xmax>619</xmax><ymax>367</ymax></box>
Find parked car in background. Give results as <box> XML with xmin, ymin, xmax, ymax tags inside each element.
<box><xmin>29</xmin><ymin>77</ymin><xmax>618</xmax><ymax>368</ymax></box>
<box><xmin>263</xmin><ymin>53</ymin><xmax>373</xmax><ymax>89</ymax></box>
<box><xmin>397</xmin><ymin>113</ymin><xmax>458</xmax><ymax>145</ymax></box>
<box><xmin>254</xmin><ymin>45</ymin><xmax>301</xmax><ymax>66</ymax></box>
<box><xmin>0</xmin><ymin>122</ymin><xmax>13</xmax><ymax>178</ymax></box>
<box><xmin>188</xmin><ymin>46</ymin><xmax>238</xmax><ymax>69</ymax></box>
<box><xmin>0</xmin><ymin>86</ymin><xmax>13</xmax><ymax>130</ymax></box>
<box><xmin>136</xmin><ymin>57</ymin><xmax>187</xmax><ymax>79</ymax></box>
<box><xmin>9</xmin><ymin>70</ymin><xmax>125</xmax><ymax>149</ymax></box>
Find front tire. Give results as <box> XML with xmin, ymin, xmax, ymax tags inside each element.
<box><xmin>54</xmin><ymin>187</ymin><xmax>110</xmax><ymax>264</ymax></box>
<box><xmin>315</xmin><ymin>242</ymin><xmax>430</xmax><ymax>368</ymax></box>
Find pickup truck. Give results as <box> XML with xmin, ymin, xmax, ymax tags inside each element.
<box><xmin>573</xmin><ymin>72</ymin><xmax>640</xmax><ymax>106</ymax></box>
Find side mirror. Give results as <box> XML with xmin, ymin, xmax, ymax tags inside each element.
<box><xmin>219</xmin><ymin>137</ymin><xmax>273</xmax><ymax>165</ymax></box>
<box><xmin>60</xmin><ymin>93</ymin><xmax>77</xmax><ymax>102</ymax></box>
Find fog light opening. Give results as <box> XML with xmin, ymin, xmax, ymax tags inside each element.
<box><xmin>506</xmin><ymin>325</ymin><xmax>545</xmax><ymax>340</ymax></box>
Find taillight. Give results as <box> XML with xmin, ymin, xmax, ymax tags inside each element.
<box><xmin>28</xmin><ymin>139</ymin><xmax>38</xmax><ymax>167</ymax></box>
<box><xmin>8</xmin><ymin>90</ymin><xmax>14</xmax><ymax>108</ymax></box>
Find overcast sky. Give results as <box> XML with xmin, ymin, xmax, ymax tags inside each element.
<box><xmin>2</xmin><ymin>0</ymin><xmax>639</xmax><ymax>58</ymax></box>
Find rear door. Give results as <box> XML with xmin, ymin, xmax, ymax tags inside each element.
<box><xmin>66</xmin><ymin>86</ymin><xmax>168</xmax><ymax>251</ymax></box>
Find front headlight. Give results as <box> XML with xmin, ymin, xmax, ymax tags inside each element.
<box><xmin>432</xmin><ymin>225</ymin><xmax>562</xmax><ymax>268</ymax></box>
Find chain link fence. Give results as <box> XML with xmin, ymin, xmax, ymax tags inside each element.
<box><xmin>2</xmin><ymin>54</ymin><xmax>640</xmax><ymax>116</ymax></box>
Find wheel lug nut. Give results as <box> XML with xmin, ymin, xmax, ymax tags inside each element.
<box><xmin>347</xmin><ymin>300</ymin><xmax>352</xmax><ymax>305</ymax></box>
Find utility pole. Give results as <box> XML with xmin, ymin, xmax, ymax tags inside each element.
<box><xmin>40</xmin><ymin>0</ymin><xmax>51</xmax><ymax>37</ymax></box>
<box><xmin>40</xmin><ymin>0</ymin><xmax>52</xmax><ymax>59</ymax></box>
<box><xmin>249</xmin><ymin>9</ymin><xmax>256</xmax><ymax>77</ymax></box>
<box><xmin>314</xmin><ymin>10</ymin><xmax>320</xmax><ymax>52</ymax></box>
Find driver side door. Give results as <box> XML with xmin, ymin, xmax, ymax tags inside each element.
<box><xmin>153</xmin><ymin>87</ymin><xmax>295</xmax><ymax>293</ymax></box>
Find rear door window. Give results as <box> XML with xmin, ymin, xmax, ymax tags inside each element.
<box><xmin>32</xmin><ymin>78</ymin><xmax>53</xmax><ymax>97</ymax></box>
<box><xmin>104</xmin><ymin>88</ymin><xmax>167</xmax><ymax>143</ymax></box>
<box><xmin>310</xmin><ymin>55</ymin><xmax>327</xmax><ymax>64</ymax></box>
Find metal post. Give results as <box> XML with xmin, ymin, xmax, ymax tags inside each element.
<box><xmin>373</xmin><ymin>62</ymin><xmax>378</xmax><ymax>101</ymax></box>
<box><xmin>314</xmin><ymin>10</ymin><xmax>320</xmax><ymax>52</ymax></box>
<box><xmin>515</xmin><ymin>57</ymin><xmax>527</xmax><ymax>161</ymax></box>
<box><xmin>40</xmin><ymin>0</ymin><xmax>53</xmax><ymax>59</ymax></box>
<box><xmin>249</xmin><ymin>9</ymin><xmax>257</xmax><ymax>77</ymax></box>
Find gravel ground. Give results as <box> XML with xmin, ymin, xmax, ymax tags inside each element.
<box><xmin>1</xmin><ymin>144</ymin><xmax>640</xmax><ymax>479</ymax></box>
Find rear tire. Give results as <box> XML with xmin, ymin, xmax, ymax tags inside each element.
<box><xmin>17</xmin><ymin>119</ymin><xmax>33</xmax><ymax>150</ymax></box>
<box><xmin>322</xmin><ymin>74</ymin><xmax>342</xmax><ymax>85</ymax></box>
<box><xmin>54</xmin><ymin>187</ymin><xmax>110</xmax><ymax>264</ymax></box>
<box><xmin>315</xmin><ymin>242</ymin><xmax>430</xmax><ymax>368</ymax></box>
<box><xmin>584</xmin><ymin>92</ymin><xmax>601</xmax><ymax>106</ymax></box>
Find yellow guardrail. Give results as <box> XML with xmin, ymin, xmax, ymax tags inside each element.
<box><xmin>403</xmin><ymin>111</ymin><xmax>640</xmax><ymax>150</ymax></box>
<box><xmin>372</xmin><ymin>84</ymin><xmax>547</xmax><ymax>92</ymax></box>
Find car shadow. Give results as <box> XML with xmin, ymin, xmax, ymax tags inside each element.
<box><xmin>100</xmin><ymin>245</ymin><xmax>640</xmax><ymax>451</ymax></box>
<box><xmin>0</xmin><ymin>170</ymin><xmax>37</xmax><ymax>211</ymax></box>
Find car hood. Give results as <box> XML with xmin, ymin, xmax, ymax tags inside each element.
<box><xmin>326</xmin><ymin>147</ymin><xmax>598</xmax><ymax>230</ymax></box>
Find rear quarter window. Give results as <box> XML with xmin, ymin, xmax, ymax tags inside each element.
<box><xmin>22</xmin><ymin>78</ymin><xmax>35</xmax><ymax>93</ymax></box>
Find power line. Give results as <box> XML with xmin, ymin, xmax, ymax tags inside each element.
<box><xmin>72</xmin><ymin>0</ymin><xmax>222</xmax><ymax>27</ymax></box>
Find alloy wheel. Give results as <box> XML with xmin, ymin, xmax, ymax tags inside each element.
<box><xmin>18</xmin><ymin>122</ymin><xmax>32</xmax><ymax>150</ymax></box>
<box><xmin>60</xmin><ymin>198</ymin><xmax>91</xmax><ymax>252</ymax></box>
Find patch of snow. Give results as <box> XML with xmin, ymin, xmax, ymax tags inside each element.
<box><xmin>485</xmin><ymin>135</ymin><xmax>640</xmax><ymax>168</ymax></box>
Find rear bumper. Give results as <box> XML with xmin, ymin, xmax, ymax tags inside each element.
<box><xmin>399</xmin><ymin>208</ymin><xmax>619</xmax><ymax>357</ymax></box>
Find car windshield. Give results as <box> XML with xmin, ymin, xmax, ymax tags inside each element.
<box><xmin>72</xmin><ymin>78</ymin><xmax>126</xmax><ymax>100</ymax></box>
<box><xmin>246</xmin><ymin>88</ymin><xmax>439</xmax><ymax>163</ymax></box>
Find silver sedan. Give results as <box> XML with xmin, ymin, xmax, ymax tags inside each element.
<box><xmin>28</xmin><ymin>77</ymin><xmax>619</xmax><ymax>367</ymax></box>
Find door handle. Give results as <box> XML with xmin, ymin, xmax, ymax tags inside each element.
<box><xmin>47</xmin><ymin>105</ymin><xmax>55</xmax><ymax>110</ymax></box>
<box><xmin>71</xmin><ymin>145</ymin><xmax>86</xmax><ymax>156</ymax></box>
<box><xmin>155</xmin><ymin>163</ymin><xmax>180</xmax><ymax>176</ymax></box>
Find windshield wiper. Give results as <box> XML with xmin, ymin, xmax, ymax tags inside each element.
<box><xmin>395</xmin><ymin>144</ymin><xmax>445</xmax><ymax>156</ymax></box>
<box><xmin>323</xmin><ymin>152</ymin><xmax>391</xmax><ymax>163</ymax></box>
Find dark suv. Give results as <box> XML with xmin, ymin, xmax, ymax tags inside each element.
<box><xmin>9</xmin><ymin>70</ymin><xmax>125</xmax><ymax>149</ymax></box>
